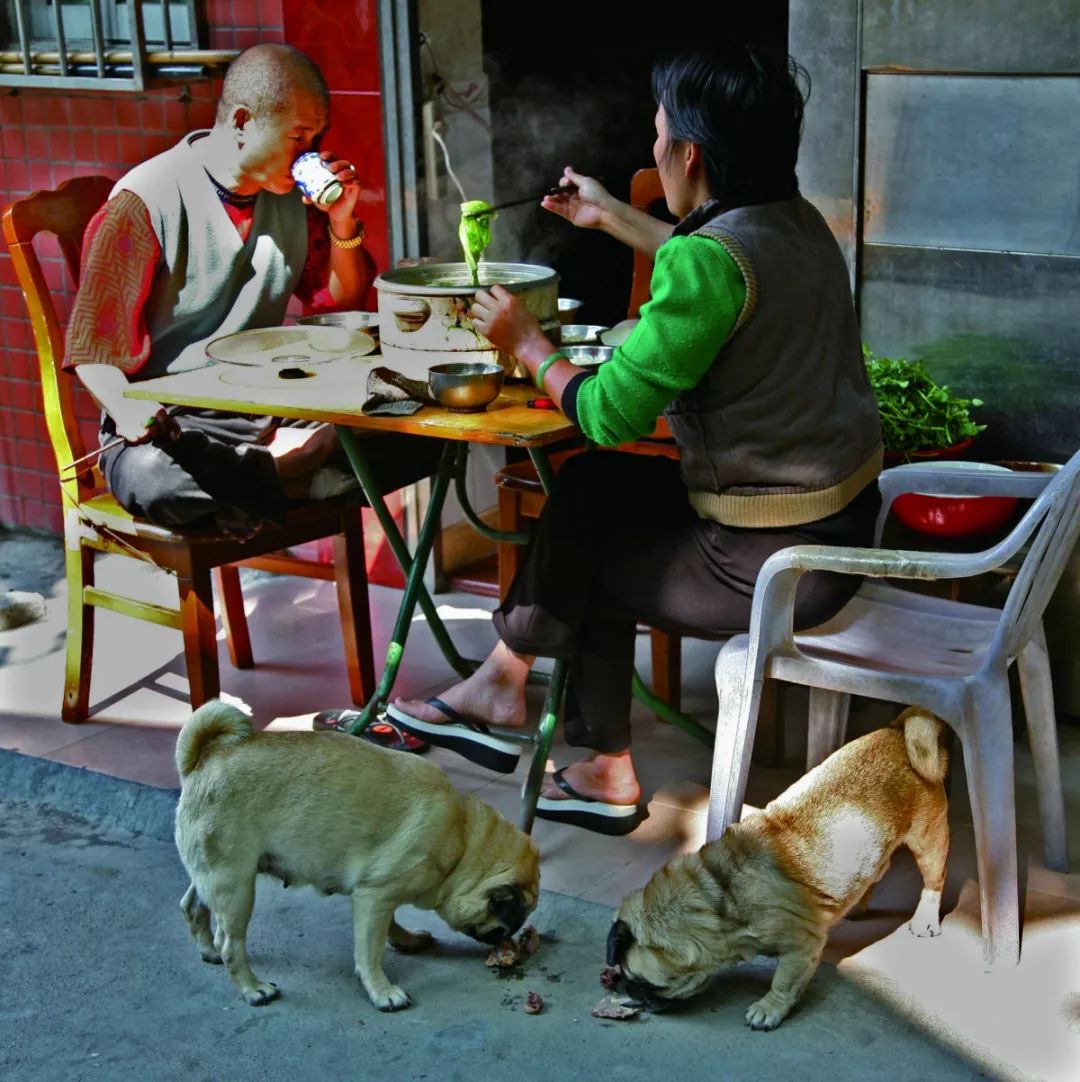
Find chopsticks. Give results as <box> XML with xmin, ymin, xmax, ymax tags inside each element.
<box><xmin>60</xmin><ymin>406</ymin><xmax>186</xmax><ymax>475</ymax></box>
<box><xmin>464</xmin><ymin>184</ymin><xmax>578</xmax><ymax>217</ymax></box>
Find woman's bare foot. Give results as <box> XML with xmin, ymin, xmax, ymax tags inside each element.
<box><xmin>542</xmin><ymin>751</ymin><xmax>642</xmax><ymax>806</ymax></box>
<box><xmin>391</xmin><ymin>642</ymin><xmax>534</xmax><ymax>728</ymax></box>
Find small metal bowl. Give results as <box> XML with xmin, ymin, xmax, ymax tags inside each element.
<box><xmin>563</xmin><ymin>345</ymin><xmax>614</xmax><ymax>368</ymax></box>
<box><xmin>560</xmin><ymin>324</ymin><xmax>610</xmax><ymax>345</ymax></box>
<box><xmin>298</xmin><ymin>311</ymin><xmax>380</xmax><ymax>351</ymax></box>
<box><xmin>558</xmin><ymin>297</ymin><xmax>584</xmax><ymax>324</ymax></box>
<box><xmin>427</xmin><ymin>362</ymin><xmax>505</xmax><ymax>412</ymax></box>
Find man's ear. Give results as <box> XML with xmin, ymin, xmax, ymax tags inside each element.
<box><xmin>230</xmin><ymin>105</ymin><xmax>252</xmax><ymax>142</ymax></box>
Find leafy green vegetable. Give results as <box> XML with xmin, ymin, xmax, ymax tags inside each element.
<box><xmin>863</xmin><ymin>345</ymin><xmax>986</xmax><ymax>453</ymax></box>
<box><xmin>458</xmin><ymin>200</ymin><xmax>496</xmax><ymax>286</ymax></box>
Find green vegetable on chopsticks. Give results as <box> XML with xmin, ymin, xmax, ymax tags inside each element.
<box><xmin>459</xmin><ymin>200</ymin><xmax>495</xmax><ymax>286</ymax></box>
<box><xmin>863</xmin><ymin>345</ymin><xmax>986</xmax><ymax>453</ymax></box>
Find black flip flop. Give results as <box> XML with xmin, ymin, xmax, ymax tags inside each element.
<box><xmin>385</xmin><ymin>697</ymin><xmax>523</xmax><ymax>774</ymax></box>
<box><xmin>535</xmin><ymin>768</ymin><xmax>649</xmax><ymax>836</ymax></box>
<box><xmin>312</xmin><ymin>710</ymin><xmax>429</xmax><ymax>754</ymax></box>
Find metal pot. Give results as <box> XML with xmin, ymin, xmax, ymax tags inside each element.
<box><xmin>374</xmin><ymin>262</ymin><xmax>560</xmax><ymax>378</ymax></box>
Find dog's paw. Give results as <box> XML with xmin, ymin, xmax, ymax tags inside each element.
<box><xmin>744</xmin><ymin>998</ymin><xmax>787</xmax><ymax>1031</ymax></box>
<box><xmin>390</xmin><ymin>928</ymin><xmax>435</xmax><ymax>954</ymax></box>
<box><xmin>907</xmin><ymin>918</ymin><xmax>941</xmax><ymax>938</ymax></box>
<box><xmin>243</xmin><ymin>981</ymin><xmax>280</xmax><ymax>1007</ymax></box>
<box><xmin>372</xmin><ymin>985</ymin><xmax>411</xmax><ymax>1012</ymax></box>
<box><xmin>200</xmin><ymin>947</ymin><xmax>223</xmax><ymax>965</ymax></box>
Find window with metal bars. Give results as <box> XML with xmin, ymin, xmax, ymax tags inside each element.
<box><xmin>0</xmin><ymin>1</ymin><xmax>234</xmax><ymax>90</ymax></box>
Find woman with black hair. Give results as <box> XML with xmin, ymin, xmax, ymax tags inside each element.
<box><xmin>389</xmin><ymin>44</ymin><xmax>883</xmax><ymax>835</ymax></box>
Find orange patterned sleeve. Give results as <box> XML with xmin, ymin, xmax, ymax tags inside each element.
<box><xmin>63</xmin><ymin>189</ymin><xmax>160</xmax><ymax>375</ymax></box>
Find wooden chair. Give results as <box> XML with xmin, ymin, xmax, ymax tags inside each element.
<box><xmin>493</xmin><ymin>167</ymin><xmax>683</xmax><ymax>710</ymax></box>
<box><xmin>3</xmin><ymin>175</ymin><xmax>378</xmax><ymax>721</ymax></box>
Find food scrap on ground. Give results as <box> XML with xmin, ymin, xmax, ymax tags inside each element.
<box><xmin>485</xmin><ymin>924</ymin><xmax>541</xmax><ymax>968</ymax></box>
<box><xmin>599</xmin><ymin>964</ymin><xmax>621</xmax><ymax>990</ymax></box>
<box><xmin>518</xmin><ymin>925</ymin><xmax>541</xmax><ymax>956</ymax></box>
<box><xmin>485</xmin><ymin>939</ymin><xmax>519</xmax><ymax>968</ymax></box>
<box><xmin>591</xmin><ymin>995</ymin><xmax>641</xmax><ymax>1021</ymax></box>
<box><xmin>523</xmin><ymin>991</ymin><xmax>544</xmax><ymax>1015</ymax></box>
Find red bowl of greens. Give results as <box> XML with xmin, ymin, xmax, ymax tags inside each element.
<box><xmin>890</xmin><ymin>461</ymin><xmax>1018</xmax><ymax>538</ymax></box>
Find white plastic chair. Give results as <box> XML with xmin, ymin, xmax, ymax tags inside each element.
<box><xmin>707</xmin><ymin>452</ymin><xmax>1078</xmax><ymax>970</ymax></box>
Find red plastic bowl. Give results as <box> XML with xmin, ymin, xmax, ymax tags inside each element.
<box><xmin>890</xmin><ymin>461</ymin><xmax>1018</xmax><ymax>539</ymax></box>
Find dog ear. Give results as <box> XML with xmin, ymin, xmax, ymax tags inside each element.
<box><xmin>487</xmin><ymin>885</ymin><xmax>527</xmax><ymax>932</ymax></box>
<box><xmin>607</xmin><ymin>919</ymin><xmax>634</xmax><ymax>965</ymax></box>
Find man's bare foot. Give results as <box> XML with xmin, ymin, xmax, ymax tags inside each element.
<box><xmin>271</xmin><ymin>424</ymin><xmax>340</xmax><ymax>480</ymax></box>
<box><xmin>540</xmin><ymin>752</ymin><xmax>642</xmax><ymax>807</ymax></box>
<box><xmin>391</xmin><ymin>643</ymin><xmax>533</xmax><ymax>729</ymax></box>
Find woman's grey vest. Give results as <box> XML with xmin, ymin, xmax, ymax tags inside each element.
<box><xmin>665</xmin><ymin>198</ymin><xmax>882</xmax><ymax>528</ymax></box>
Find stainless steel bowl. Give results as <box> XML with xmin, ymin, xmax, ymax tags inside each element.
<box><xmin>558</xmin><ymin>297</ymin><xmax>584</xmax><ymax>324</ymax></box>
<box><xmin>427</xmin><ymin>362</ymin><xmax>505</xmax><ymax>412</ymax></box>
<box><xmin>564</xmin><ymin>345</ymin><xmax>614</xmax><ymax>367</ymax></box>
<box><xmin>560</xmin><ymin>324</ymin><xmax>610</xmax><ymax>345</ymax></box>
<box><xmin>298</xmin><ymin>310</ymin><xmax>380</xmax><ymax>350</ymax></box>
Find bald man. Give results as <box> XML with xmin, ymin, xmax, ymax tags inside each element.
<box><xmin>65</xmin><ymin>43</ymin><xmax>441</xmax><ymax>536</ymax></box>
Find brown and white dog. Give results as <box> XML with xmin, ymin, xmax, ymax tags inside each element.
<box><xmin>174</xmin><ymin>699</ymin><xmax>540</xmax><ymax>1011</ymax></box>
<box><xmin>607</xmin><ymin>707</ymin><xmax>950</xmax><ymax>1029</ymax></box>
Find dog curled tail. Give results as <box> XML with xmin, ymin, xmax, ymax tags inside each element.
<box><xmin>894</xmin><ymin>706</ymin><xmax>949</xmax><ymax>785</ymax></box>
<box><xmin>176</xmin><ymin>698</ymin><xmax>254</xmax><ymax>779</ymax></box>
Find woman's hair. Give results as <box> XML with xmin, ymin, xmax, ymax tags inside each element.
<box><xmin>651</xmin><ymin>44</ymin><xmax>810</xmax><ymax>206</ymax></box>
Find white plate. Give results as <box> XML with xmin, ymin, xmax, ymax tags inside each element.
<box><xmin>205</xmin><ymin>326</ymin><xmax>376</xmax><ymax>366</ymax></box>
<box><xmin>600</xmin><ymin>319</ymin><xmax>639</xmax><ymax>347</ymax></box>
<box><xmin>891</xmin><ymin>459</ymin><xmax>1011</xmax><ymax>497</ymax></box>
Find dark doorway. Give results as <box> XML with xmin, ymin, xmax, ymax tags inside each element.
<box><xmin>480</xmin><ymin>2</ymin><xmax>789</xmax><ymax>326</ymax></box>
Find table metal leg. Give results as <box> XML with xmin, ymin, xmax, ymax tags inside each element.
<box><xmin>518</xmin><ymin>658</ymin><xmax>567</xmax><ymax>834</ymax></box>
<box><xmin>631</xmin><ymin>671</ymin><xmax>712</xmax><ymax>745</ymax></box>
<box><xmin>334</xmin><ymin>431</ymin><xmax>472</xmax><ymax>730</ymax></box>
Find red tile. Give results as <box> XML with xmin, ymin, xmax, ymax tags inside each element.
<box><xmin>119</xmin><ymin>134</ymin><xmax>143</xmax><ymax>165</ymax></box>
<box><xmin>188</xmin><ymin>100</ymin><xmax>217</xmax><ymax>131</ymax></box>
<box><xmin>9</xmin><ymin>381</ymin><xmax>35</xmax><ymax>411</ymax></box>
<box><xmin>4</xmin><ymin>125</ymin><xmax>27</xmax><ymax>160</ymax></box>
<box><xmin>324</xmin><ymin>92</ymin><xmax>387</xmax><ymax>273</ymax></box>
<box><xmin>164</xmin><ymin>95</ymin><xmax>189</xmax><ymax>134</ymax></box>
<box><xmin>24</xmin><ymin>128</ymin><xmax>49</xmax><ymax>163</ymax></box>
<box><xmin>208</xmin><ymin>27</ymin><xmax>236</xmax><ymax>50</ymax></box>
<box><xmin>234</xmin><ymin>28</ymin><xmax>263</xmax><ymax>49</ymax></box>
<box><xmin>115</xmin><ymin>98</ymin><xmax>140</xmax><ymax>129</ymax></box>
<box><xmin>44</xmin><ymin>94</ymin><xmax>71</xmax><ymax>125</ymax></box>
<box><xmin>22</xmin><ymin>499</ymin><xmax>51</xmax><ymax>531</ymax></box>
<box><xmin>0</xmin><ymin>96</ymin><xmax>23</xmax><ymax>127</ymax></box>
<box><xmin>93</xmin><ymin>131</ymin><xmax>119</xmax><ymax>165</ymax></box>
<box><xmin>49</xmin><ymin>128</ymin><xmax>75</xmax><ymax>164</ymax></box>
<box><xmin>283</xmin><ymin>0</ymin><xmax>380</xmax><ymax>93</ymax></box>
<box><xmin>233</xmin><ymin>0</ymin><xmax>261</xmax><ymax>25</ymax></box>
<box><xmin>73</xmin><ymin>129</ymin><xmax>97</xmax><ymax>164</ymax></box>
<box><xmin>140</xmin><ymin>97</ymin><xmax>167</xmax><ymax>132</ymax></box>
<box><xmin>204</xmin><ymin>0</ymin><xmax>232</xmax><ymax>26</ymax></box>
<box><xmin>29</xmin><ymin>162</ymin><xmax>53</xmax><ymax>193</ymax></box>
<box><xmin>70</xmin><ymin>96</ymin><xmax>106</xmax><ymax>127</ymax></box>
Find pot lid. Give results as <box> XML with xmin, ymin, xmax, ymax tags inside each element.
<box><xmin>375</xmin><ymin>262</ymin><xmax>558</xmax><ymax>294</ymax></box>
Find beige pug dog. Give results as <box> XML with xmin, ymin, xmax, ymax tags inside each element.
<box><xmin>607</xmin><ymin>707</ymin><xmax>949</xmax><ymax>1029</ymax></box>
<box><xmin>174</xmin><ymin>699</ymin><xmax>540</xmax><ymax>1011</ymax></box>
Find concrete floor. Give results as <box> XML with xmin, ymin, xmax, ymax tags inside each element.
<box><xmin>0</xmin><ymin>752</ymin><xmax>985</xmax><ymax>1082</ymax></box>
<box><xmin>2</xmin><ymin>525</ymin><xmax>1077</xmax><ymax>1079</ymax></box>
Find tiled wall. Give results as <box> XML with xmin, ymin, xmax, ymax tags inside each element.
<box><xmin>0</xmin><ymin>0</ymin><xmax>401</xmax><ymax>583</ymax></box>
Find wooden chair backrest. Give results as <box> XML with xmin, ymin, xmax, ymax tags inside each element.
<box><xmin>2</xmin><ymin>176</ymin><xmax>113</xmax><ymax>507</ymax></box>
<box><xmin>626</xmin><ymin>167</ymin><xmax>666</xmax><ymax>319</ymax></box>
